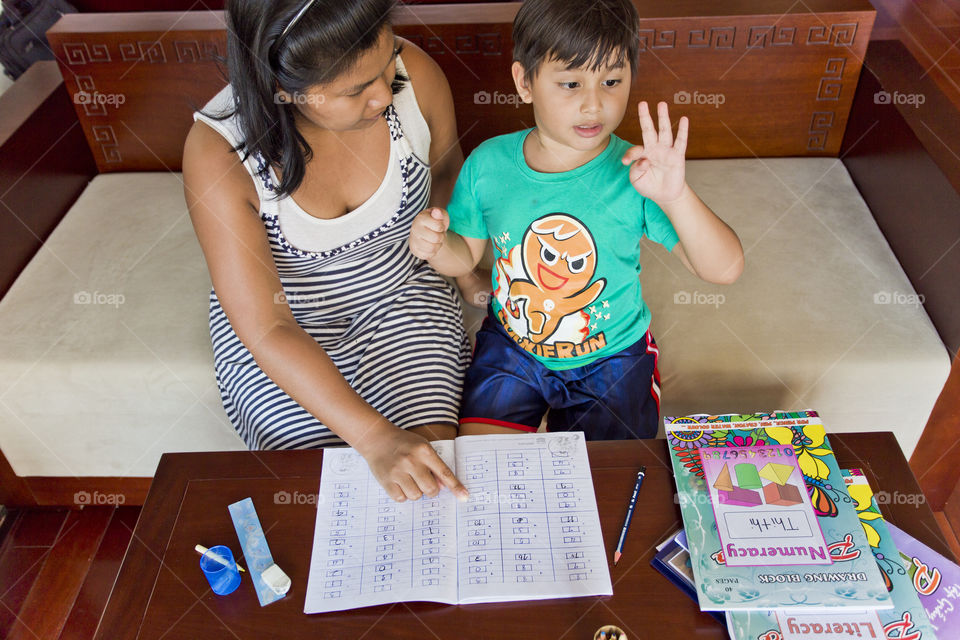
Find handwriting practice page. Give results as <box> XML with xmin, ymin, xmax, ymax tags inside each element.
<box><xmin>304</xmin><ymin>441</ymin><xmax>460</xmax><ymax>613</ymax></box>
<box><xmin>304</xmin><ymin>433</ymin><xmax>611</xmax><ymax>614</ymax></box>
<box><xmin>454</xmin><ymin>433</ymin><xmax>611</xmax><ymax>603</ymax></box>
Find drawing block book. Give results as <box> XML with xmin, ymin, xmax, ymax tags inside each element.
<box><xmin>304</xmin><ymin>432</ymin><xmax>612</xmax><ymax>613</ymax></box>
<box><xmin>725</xmin><ymin>469</ymin><xmax>939</xmax><ymax>639</ymax></box>
<box><xmin>665</xmin><ymin>411</ymin><xmax>891</xmax><ymax>612</ymax></box>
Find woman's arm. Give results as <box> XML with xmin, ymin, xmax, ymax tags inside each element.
<box><xmin>183</xmin><ymin>121</ymin><xmax>467</xmax><ymax>502</ymax></box>
<box><xmin>398</xmin><ymin>37</ymin><xmax>464</xmax><ymax>208</ymax></box>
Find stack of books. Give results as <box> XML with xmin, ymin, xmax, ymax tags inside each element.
<box><xmin>655</xmin><ymin>411</ymin><xmax>954</xmax><ymax>640</ymax></box>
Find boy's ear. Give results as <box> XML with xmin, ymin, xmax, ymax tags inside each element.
<box><xmin>511</xmin><ymin>61</ymin><xmax>533</xmax><ymax>104</ymax></box>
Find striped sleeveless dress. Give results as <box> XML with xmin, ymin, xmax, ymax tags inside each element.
<box><xmin>193</xmin><ymin>77</ymin><xmax>470</xmax><ymax>451</ymax></box>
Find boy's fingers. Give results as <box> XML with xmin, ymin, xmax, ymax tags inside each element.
<box><xmin>675</xmin><ymin>116</ymin><xmax>689</xmax><ymax>155</ymax></box>
<box><xmin>657</xmin><ymin>101</ymin><xmax>673</xmax><ymax>145</ymax></box>
<box><xmin>638</xmin><ymin>101</ymin><xmax>656</xmax><ymax>148</ymax></box>
<box><xmin>621</xmin><ymin>145</ymin><xmax>644</xmax><ymax>165</ymax></box>
<box><xmin>434</xmin><ymin>208</ymin><xmax>450</xmax><ymax>232</ymax></box>
<box><xmin>412</xmin><ymin>227</ymin><xmax>443</xmax><ymax>245</ymax></box>
<box><xmin>630</xmin><ymin>159</ymin><xmax>652</xmax><ymax>183</ymax></box>
<box><xmin>417</xmin><ymin>216</ymin><xmax>446</xmax><ymax>234</ymax></box>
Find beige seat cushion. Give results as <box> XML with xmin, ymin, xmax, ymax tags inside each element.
<box><xmin>0</xmin><ymin>173</ymin><xmax>244</xmax><ymax>477</ymax></box>
<box><xmin>0</xmin><ymin>160</ymin><xmax>949</xmax><ymax>478</ymax></box>
<box><xmin>643</xmin><ymin>158</ymin><xmax>950</xmax><ymax>455</ymax></box>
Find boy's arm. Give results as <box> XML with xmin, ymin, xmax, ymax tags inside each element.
<box><xmin>661</xmin><ymin>185</ymin><xmax>743</xmax><ymax>284</ymax></box>
<box><xmin>623</xmin><ymin>101</ymin><xmax>744</xmax><ymax>285</ymax></box>
<box><xmin>410</xmin><ymin>207</ymin><xmax>488</xmax><ymax>277</ymax></box>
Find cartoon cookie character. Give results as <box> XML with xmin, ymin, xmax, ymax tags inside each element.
<box><xmin>507</xmin><ymin>213</ymin><xmax>606</xmax><ymax>343</ymax></box>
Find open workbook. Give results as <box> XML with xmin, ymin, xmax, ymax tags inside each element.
<box><xmin>304</xmin><ymin>432</ymin><xmax>612</xmax><ymax>614</ymax></box>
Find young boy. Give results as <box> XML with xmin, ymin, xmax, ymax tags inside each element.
<box><xmin>410</xmin><ymin>0</ymin><xmax>744</xmax><ymax>439</ymax></box>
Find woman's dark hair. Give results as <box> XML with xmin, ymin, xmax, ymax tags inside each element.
<box><xmin>206</xmin><ymin>0</ymin><xmax>404</xmax><ymax>199</ymax></box>
<box><xmin>512</xmin><ymin>0</ymin><xmax>640</xmax><ymax>80</ymax></box>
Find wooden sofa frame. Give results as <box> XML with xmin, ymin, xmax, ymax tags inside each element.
<box><xmin>0</xmin><ymin>4</ymin><xmax>957</xmax><ymax>527</ymax></box>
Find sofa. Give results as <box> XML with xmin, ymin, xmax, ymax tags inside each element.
<box><xmin>0</xmin><ymin>3</ymin><xmax>956</xmax><ymax>505</ymax></box>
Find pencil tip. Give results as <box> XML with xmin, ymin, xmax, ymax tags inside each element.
<box><xmin>613</xmin><ymin>551</ymin><xmax>621</xmax><ymax>565</ymax></box>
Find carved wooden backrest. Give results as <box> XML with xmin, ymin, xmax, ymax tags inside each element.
<box><xmin>45</xmin><ymin>3</ymin><xmax>874</xmax><ymax>172</ymax></box>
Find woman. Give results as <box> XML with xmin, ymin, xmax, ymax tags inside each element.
<box><xmin>183</xmin><ymin>0</ymin><xmax>470</xmax><ymax>502</ymax></box>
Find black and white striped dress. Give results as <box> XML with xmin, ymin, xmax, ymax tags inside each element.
<box><xmin>194</xmin><ymin>82</ymin><xmax>470</xmax><ymax>450</ymax></box>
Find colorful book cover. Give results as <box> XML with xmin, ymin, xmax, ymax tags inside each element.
<box><xmin>699</xmin><ymin>444</ymin><xmax>830</xmax><ymax>567</ymax></box>
<box><xmin>650</xmin><ymin>530</ymin><xmax>725</xmax><ymax>624</ymax></box>
<box><xmin>665</xmin><ymin>411</ymin><xmax>892</xmax><ymax>612</ymax></box>
<box><xmin>725</xmin><ymin>468</ymin><xmax>939</xmax><ymax>639</ymax></box>
<box><xmin>887</xmin><ymin>521</ymin><xmax>960</xmax><ymax>635</ymax></box>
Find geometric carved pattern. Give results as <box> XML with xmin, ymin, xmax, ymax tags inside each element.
<box><xmin>638</xmin><ymin>29</ymin><xmax>677</xmax><ymax>50</ymax></box>
<box><xmin>91</xmin><ymin>125</ymin><xmax>121</xmax><ymax>163</ymax></box>
<box><xmin>75</xmin><ymin>75</ymin><xmax>107</xmax><ymax>117</ymax></box>
<box><xmin>423</xmin><ymin>36</ymin><xmax>446</xmax><ymax>55</ymax></box>
<box><xmin>817</xmin><ymin>77</ymin><xmax>842</xmax><ymax>100</ymax></box>
<box><xmin>410</xmin><ymin>33</ymin><xmax>502</xmax><ymax>56</ymax></box>
<box><xmin>688</xmin><ymin>27</ymin><xmax>735</xmax><ymax>49</ymax></box>
<box><xmin>816</xmin><ymin>57</ymin><xmax>846</xmax><ymax>101</ymax></box>
<box><xmin>452</xmin><ymin>33</ymin><xmax>502</xmax><ymax>55</ymax></box>
<box><xmin>62</xmin><ymin>42</ymin><xmax>112</xmax><ymax>64</ymax></box>
<box><xmin>118</xmin><ymin>41</ymin><xmax>166</xmax><ymax>63</ymax></box>
<box><xmin>806</xmin><ymin>23</ymin><xmax>858</xmax><ymax>46</ymax></box>
<box><xmin>173</xmin><ymin>40</ymin><xmax>221</xmax><ymax>63</ymax></box>
<box><xmin>807</xmin><ymin>111</ymin><xmax>835</xmax><ymax>150</ymax></box>
<box><xmin>404</xmin><ymin>35</ymin><xmax>424</xmax><ymax>49</ymax></box>
<box><xmin>747</xmin><ymin>25</ymin><xmax>797</xmax><ymax>48</ymax></box>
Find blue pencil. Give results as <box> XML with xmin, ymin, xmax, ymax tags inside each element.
<box><xmin>613</xmin><ymin>466</ymin><xmax>646</xmax><ymax>566</ymax></box>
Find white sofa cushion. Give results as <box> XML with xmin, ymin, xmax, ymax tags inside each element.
<box><xmin>644</xmin><ymin>158</ymin><xmax>950</xmax><ymax>454</ymax></box>
<box><xmin>0</xmin><ymin>173</ymin><xmax>244</xmax><ymax>477</ymax></box>
<box><xmin>0</xmin><ymin>160</ymin><xmax>949</xmax><ymax>477</ymax></box>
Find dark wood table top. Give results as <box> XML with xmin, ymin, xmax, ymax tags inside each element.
<box><xmin>94</xmin><ymin>432</ymin><xmax>950</xmax><ymax>640</ymax></box>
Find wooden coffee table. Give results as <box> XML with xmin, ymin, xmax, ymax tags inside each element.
<box><xmin>93</xmin><ymin>433</ymin><xmax>951</xmax><ymax>639</ymax></box>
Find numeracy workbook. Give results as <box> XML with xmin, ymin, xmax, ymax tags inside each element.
<box><xmin>304</xmin><ymin>432</ymin><xmax>612</xmax><ymax>614</ymax></box>
<box><xmin>665</xmin><ymin>411</ymin><xmax>891</xmax><ymax>612</ymax></box>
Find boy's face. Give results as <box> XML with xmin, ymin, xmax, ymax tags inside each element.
<box><xmin>513</xmin><ymin>54</ymin><xmax>632</xmax><ymax>159</ymax></box>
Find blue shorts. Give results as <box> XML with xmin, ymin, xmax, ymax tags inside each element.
<box><xmin>459</xmin><ymin>307</ymin><xmax>661</xmax><ymax>439</ymax></box>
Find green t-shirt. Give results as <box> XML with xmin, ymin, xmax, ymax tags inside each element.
<box><xmin>448</xmin><ymin>130</ymin><xmax>680</xmax><ymax>370</ymax></box>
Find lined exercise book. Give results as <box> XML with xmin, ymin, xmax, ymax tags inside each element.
<box><xmin>304</xmin><ymin>432</ymin><xmax>612</xmax><ymax>613</ymax></box>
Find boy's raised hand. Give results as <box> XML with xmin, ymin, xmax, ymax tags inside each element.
<box><xmin>410</xmin><ymin>207</ymin><xmax>450</xmax><ymax>260</ymax></box>
<box><xmin>622</xmin><ymin>101</ymin><xmax>689</xmax><ymax>205</ymax></box>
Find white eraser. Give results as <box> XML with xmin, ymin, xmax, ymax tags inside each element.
<box><xmin>261</xmin><ymin>563</ymin><xmax>291</xmax><ymax>595</ymax></box>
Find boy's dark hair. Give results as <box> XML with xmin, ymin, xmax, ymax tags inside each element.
<box><xmin>512</xmin><ymin>0</ymin><xmax>640</xmax><ymax>79</ymax></box>
<box><xmin>203</xmin><ymin>0</ymin><xmax>404</xmax><ymax>199</ymax></box>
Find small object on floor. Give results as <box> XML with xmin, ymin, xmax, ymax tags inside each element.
<box><xmin>261</xmin><ymin>563</ymin><xmax>291</xmax><ymax>595</ymax></box>
<box><xmin>594</xmin><ymin>625</ymin><xmax>626</xmax><ymax>639</ymax></box>
<box><xmin>195</xmin><ymin>543</ymin><xmax>246</xmax><ymax>572</ymax></box>
<box><xmin>199</xmin><ymin>544</ymin><xmax>241</xmax><ymax>595</ymax></box>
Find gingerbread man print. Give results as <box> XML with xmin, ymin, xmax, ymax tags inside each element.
<box><xmin>507</xmin><ymin>214</ymin><xmax>606</xmax><ymax>344</ymax></box>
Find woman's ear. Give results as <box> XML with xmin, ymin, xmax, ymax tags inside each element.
<box><xmin>511</xmin><ymin>61</ymin><xmax>533</xmax><ymax>104</ymax></box>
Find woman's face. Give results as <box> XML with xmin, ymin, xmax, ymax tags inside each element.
<box><xmin>282</xmin><ymin>27</ymin><xmax>400</xmax><ymax>133</ymax></box>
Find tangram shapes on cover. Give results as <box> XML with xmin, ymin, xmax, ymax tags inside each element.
<box><xmin>713</xmin><ymin>461</ymin><xmax>803</xmax><ymax>508</ymax></box>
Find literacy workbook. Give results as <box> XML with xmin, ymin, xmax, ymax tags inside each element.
<box><xmin>887</xmin><ymin>521</ymin><xmax>960</xmax><ymax>635</ymax></box>
<box><xmin>725</xmin><ymin>469</ymin><xmax>938</xmax><ymax>639</ymax></box>
<box><xmin>665</xmin><ymin>411</ymin><xmax>891</xmax><ymax>612</ymax></box>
